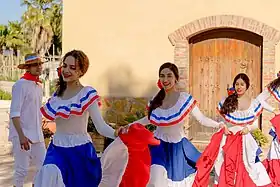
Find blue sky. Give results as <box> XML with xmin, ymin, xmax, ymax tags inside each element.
<box><xmin>0</xmin><ymin>0</ymin><xmax>26</xmax><ymax>24</ymax></box>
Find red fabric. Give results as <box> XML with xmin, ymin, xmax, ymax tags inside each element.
<box><xmin>119</xmin><ymin>123</ymin><xmax>160</xmax><ymax>187</ymax></box>
<box><xmin>157</xmin><ymin>79</ymin><xmax>163</xmax><ymax>89</ymax></box>
<box><xmin>21</xmin><ymin>72</ymin><xmax>42</xmax><ymax>83</ymax></box>
<box><xmin>192</xmin><ymin>128</ymin><xmax>225</xmax><ymax>187</ymax></box>
<box><xmin>57</xmin><ymin>67</ymin><xmax>62</xmax><ymax>77</ymax></box>
<box><xmin>263</xmin><ymin>159</ymin><xmax>280</xmax><ymax>186</ymax></box>
<box><xmin>270</xmin><ymin>115</ymin><xmax>280</xmax><ymax>141</ymax></box>
<box><xmin>194</xmin><ymin>130</ymin><xmax>272</xmax><ymax>187</ymax></box>
<box><xmin>218</xmin><ymin>133</ymin><xmax>272</xmax><ymax>187</ymax></box>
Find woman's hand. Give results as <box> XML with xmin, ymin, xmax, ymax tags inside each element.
<box><xmin>114</xmin><ymin>125</ymin><xmax>129</xmax><ymax>137</ymax></box>
<box><xmin>273</xmin><ymin>108</ymin><xmax>280</xmax><ymax>116</ymax></box>
<box><xmin>240</xmin><ymin>127</ymin><xmax>249</xmax><ymax>135</ymax></box>
<box><xmin>219</xmin><ymin>123</ymin><xmax>231</xmax><ymax>135</ymax></box>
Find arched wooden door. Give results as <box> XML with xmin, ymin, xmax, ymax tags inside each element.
<box><xmin>189</xmin><ymin>28</ymin><xmax>263</xmax><ymax>141</ymax></box>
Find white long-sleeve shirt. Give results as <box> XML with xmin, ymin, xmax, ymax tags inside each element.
<box><xmin>9</xmin><ymin>79</ymin><xmax>44</xmax><ymax>143</ymax></box>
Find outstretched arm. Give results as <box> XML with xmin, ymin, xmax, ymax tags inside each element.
<box><xmin>129</xmin><ymin>116</ymin><xmax>150</xmax><ymax>126</ymax></box>
<box><xmin>190</xmin><ymin>106</ymin><xmax>222</xmax><ymax>128</ymax></box>
<box><xmin>88</xmin><ymin>102</ymin><xmax>116</xmax><ymax>139</ymax></box>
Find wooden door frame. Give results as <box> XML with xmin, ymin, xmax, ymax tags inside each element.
<box><xmin>168</xmin><ymin>15</ymin><xmax>280</xmax><ymax>140</ymax></box>
<box><xmin>188</xmin><ymin>28</ymin><xmax>263</xmax><ymax>140</ymax></box>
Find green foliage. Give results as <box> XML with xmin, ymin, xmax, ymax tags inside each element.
<box><xmin>251</xmin><ymin>128</ymin><xmax>269</xmax><ymax>147</ymax></box>
<box><xmin>49</xmin><ymin>79</ymin><xmax>57</xmax><ymax>95</ymax></box>
<box><xmin>123</xmin><ymin>110</ymin><xmax>156</xmax><ymax>132</ymax></box>
<box><xmin>0</xmin><ymin>0</ymin><xmax>62</xmax><ymax>55</ymax></box>
<box><xmin>0</xmin><ymin>76</ymin><xmax>18</xmax><ymax>82</ymax></box>
<box><xmin>87</xmin><ymin>102</ymin><xmax>157</xmax><ymax>133</ymax></box>
<box><xmin>0</xmin><ymin>89</ymin><xmax>12</xmax><ymax>100</ymax></box>
<box><xmin>0</xmin><ymin>21</ymin><xmax>29</xmax><ymax>53</ymax></box>
<box><xmin>21</xmin><ymin>0</ymin><xmax>62</xmax><ymax>55</ymax></box>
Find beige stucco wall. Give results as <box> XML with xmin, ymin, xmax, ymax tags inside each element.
<box><xmin>63</xmin><ymin>0</ymin><xmax>280</xmax><ymax>97</ymax></box>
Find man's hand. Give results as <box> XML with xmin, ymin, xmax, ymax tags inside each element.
<box><xmin>19</xmin><ymin>135</ymin><xmax>33</xmax><ymax>151</ymax></box>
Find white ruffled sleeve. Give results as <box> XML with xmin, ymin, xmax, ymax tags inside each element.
<box><xmin>88</xmin><ymin>102</ymin><xmax>116</xmax><ymax>139</ymax></box>
<box><xmin>190</xmin><ymin>106</ymin><xmax>221</xmax><ymax>128</ymax></box>
<box><xmin>256</xmin><ymin>88</ymin><xmax>275</xmax><ymax>113</ymax></box>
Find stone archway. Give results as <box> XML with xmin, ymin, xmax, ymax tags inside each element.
<box><xmin>168</xmin><ymin>15</ymin><xmax>280</xmax><ymax>140</ymax></box>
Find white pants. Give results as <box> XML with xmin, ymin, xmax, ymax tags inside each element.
<box><xmin>11</xmin><ymin>137</ymin><xmax>46</xmax><ymax>187</ymax></box>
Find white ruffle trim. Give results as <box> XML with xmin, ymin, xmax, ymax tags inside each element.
<box><xmin>41</xmin><ymin>86</ymin><xmax>99</xmax><ymax>120</ymax></box>
<box><xmin>147</xmin><ymin>165</ymin><xmax>196</xmax><ymax>187</ymax></box>
<box><xmin>34</xmin><ymin>164</ymin><xmax>65</xmax><ymax>187</ymax></box>
<box><xmin>149</xmin><ymin>92</ymin><xmax>196</xmax><ymax>127</ymax></box>
<box><xmin>52</xmin><ymin>132</ymin><xmax>92</xmax><ymax>147</ymax></box>
<box><xmin>217</xmin><ymin>98</ymin><xmax>263</xmax><ymax>125</ymax></box>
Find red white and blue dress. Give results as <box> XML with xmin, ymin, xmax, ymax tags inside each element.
<box><xmin>257</xmin><ymin>87</ymin><xmax>280</xmax><ymax>186</ymax></box>
<box><xmin>193</xmin><ymin>98</ymin><xmax>272</xmax><ymax>187</ymax></box>
<box><xmin>131</xmin><ymin>92</ymin><xmax>222</xmax><ymax>187</ymax></box>
<box><xmin>99</xmin><ymin>123</ymin><xmax>160</xmax><ymax>187</ymax></box>
<box><xmin>34</xmin><ymin>86</ymin><xmax>116</xmax><ymax>187</ymax></box>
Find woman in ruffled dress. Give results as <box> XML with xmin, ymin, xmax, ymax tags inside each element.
<box><xmin>34</xmin><ymin>50</ymin><xmax>121</xmax><ymax>187</ymax></box>
<box><xmin>256</xmin><ymin>72</ymin><xmax>280</xmax><ymax>186</ymax></box>
<box><xmin>127</xmin><ymin>62</ymin><xmax>226</xmax><ymax>187</ymax></box>
<box><xmin>193</xmin><ymin>73</ymin><xmax>272</xmax><ymax>187</ymax></box>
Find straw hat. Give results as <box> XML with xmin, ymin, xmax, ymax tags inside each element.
<box><xmin>18</xmin><ymin>53</ymin><xmax>44</xmax><ymax>69</ymax></box>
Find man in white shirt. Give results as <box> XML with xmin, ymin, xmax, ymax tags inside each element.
<box><xmin>9</xmin><ymin>53</ymin><xmax>46</xmax><ymax>187</ymax></box>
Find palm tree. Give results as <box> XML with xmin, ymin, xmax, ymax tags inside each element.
<box><xmin>49</xmin><ymin>1</ymin><xmax>62</xmax><ymax>55</ymax></box>
<box><xmin>0</xmin><ymin>25</ymin><xmax>8</xmax><ymax>48</ymax></box>
<box><xmin>5</xmin><ymin>21</ymin><xmax>26</xmax><ymax>51</ymax></box>
<box><xmin>0</xmin><ymin>22</ymin><xmax>29</xmax><ymax>55</ymax></box>
<box><xmin>21</xmin><ymin>0</ymin><xmax>54</xmax><ymax>55</ymax></box>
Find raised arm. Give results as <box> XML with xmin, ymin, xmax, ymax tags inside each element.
<box><xmin>256</xmin><ymin>88</ymin><xmax>275</xmax><ymax>113</ymax></box>
<box><xmin>190</xmin><ymin>106</ymin><xmax>222</xmax><ymax>128</ymax></box>
<box><xmin>88</xmin><ymin>102</ymin><xmax>116</xmax><ymax>139</ymax></box>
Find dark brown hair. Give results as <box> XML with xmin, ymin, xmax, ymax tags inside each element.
<box><xmin>56</xmin><ymin>50</ymin><xmax>89</xmax><ymax>97</ymax></box>
<box><xmin>220</xmin><ymin>73</ymin><xmax>250</xmax><ymax>114</ymax></box>
<box><xmin>268</xmin><ymin>77</ymin><xmax>280</xmax><ymax>91</ymax></box>
<box><xmin>148</xmin><ymin>62</ymin><xmax>179</xmax><ymax>119</ymax></box>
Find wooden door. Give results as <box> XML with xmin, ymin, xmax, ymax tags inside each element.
<box><xmin>189</xmin><ymin>28</ymin><xmax>262</xmax><ymax>141</ymax></box>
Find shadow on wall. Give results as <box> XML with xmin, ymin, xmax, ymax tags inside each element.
<box><xmin>102</xmin><ymin>63</ymin><xmax>158</xmax><ymax>97</ymax></box>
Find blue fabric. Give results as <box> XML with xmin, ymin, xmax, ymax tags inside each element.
<box><xmin>255</xmin><ymin>147</ymin><xmax>262</xmax><ymax>163</ymax></box>
<box><xmin>149</xmin><ymin>137</ymin><xmax>201</xmax><ymax>182</ymax></box>
<box><xmin>43</xmin><ymin>141</ymin><xmax>101</xmax><ymax>187</ymax></box>
<box><xmin>270</xmin><ymin>128</ymin><xmax>277</xmax><ymax>140</ymax></box>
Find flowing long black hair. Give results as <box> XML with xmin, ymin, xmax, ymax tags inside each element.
<box><xmin>148</xmin><ymin>62</ymin><xmax>179</xmax><ymax>119</ymax></box>
<box><xmin>220</xmin><ymin>73</ymin><xmax>250</xmax><ymax>114</ymax></box>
